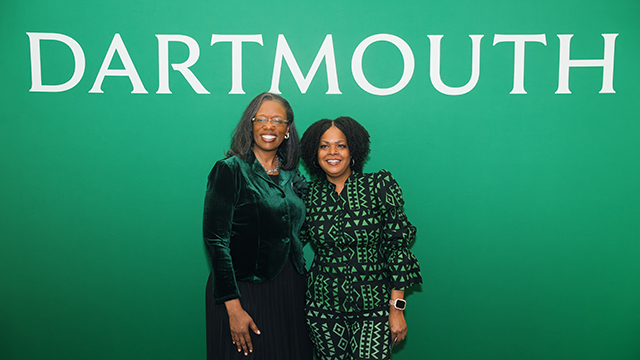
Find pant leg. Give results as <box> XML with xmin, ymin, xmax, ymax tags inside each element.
<box><xmin>347</xmin><ymin>311</ymin><xmax>391</xmax><ymax>360</ymax></box>
<box><xmin>307</xmin><ymin>306</ymin><xmax>352</xmax><ymax>360</ymax></box>
<box><xmin>307</xmin><ymin>305</ymin><xmax>392</xmax><ymax>360</ymax></box>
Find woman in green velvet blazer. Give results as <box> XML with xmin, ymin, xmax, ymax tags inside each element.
<box><xmin>203</xmin><ymin>93</ymin><xmax>312</xmax><ymax>360</ymax></box>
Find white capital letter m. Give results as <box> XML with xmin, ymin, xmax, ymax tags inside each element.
<box><xmin>270</xmin><ymin>34</ymin><xmax>341</xmax><ymax>94</ymax></box>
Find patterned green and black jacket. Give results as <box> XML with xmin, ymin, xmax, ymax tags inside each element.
<box><xmin>302</xmin><ymin>170</ymin><xmax>422</xmax><ymax>313</ymax></box>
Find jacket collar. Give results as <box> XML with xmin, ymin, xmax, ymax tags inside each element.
<box><xmin>318</xmin><ymin>171</ymin><xmax>360</xmax><ymax>191</ymax></box>
<box><xmin>247</xmin><ymin>149</ymin><xmax>292</xmax><ymax>187</ymax></box>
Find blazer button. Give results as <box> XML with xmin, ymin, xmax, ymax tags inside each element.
<box><xmin>282</xmin><ymin>214</ymin><xmax>289</xmax><ymax>221</ymax></box>
<box><xmin>283</xmin><ymin>237</ymin><xmax>290</xmax><ymax>243</ymax></box>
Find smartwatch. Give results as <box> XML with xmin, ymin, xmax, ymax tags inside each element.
<box><xmin>389</xmin><ymin>298</ymin><xmax>407</xmax><ymax>310</ymax></box>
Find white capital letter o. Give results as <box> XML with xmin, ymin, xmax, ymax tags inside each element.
<box><xmin>351</xmin><ymin>34</ymin><xmax>414</xmax><ymax>96</ymax></box>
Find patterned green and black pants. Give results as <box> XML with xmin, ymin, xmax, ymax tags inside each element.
<box><xmin>306</xmin><ymin>305</ymin><xmax>391</xmax><ymax>360</ymax></box>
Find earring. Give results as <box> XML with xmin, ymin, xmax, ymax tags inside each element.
<box><xmin>312</xmin><ymin>160</ymin><xmax>319</xmax><ymax>168</ymax></box>
<box><xmin>351</xmin><ymin>158</ymin><xmax>356</xmax><ymax>166</ymax></box>
<box><xmin>284</xmin><ymin>133</ymin><xmax>290</xmax><ymax>139</ymax></box>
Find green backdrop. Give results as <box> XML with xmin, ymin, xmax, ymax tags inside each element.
<box><xmin>1</xmin><ymin>1</ymin><xmax>639</xmax><ymax>359</ymax></box>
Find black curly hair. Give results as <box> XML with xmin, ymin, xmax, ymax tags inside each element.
<box><xmin>300</xmin><ymin>116</ymin><xmax>370</xmax><ymax>179</ymax></box>
<box><xmin>226</xmin><ymin>92</ymin><xmax>300</xmax><ymax>170</ymax></box>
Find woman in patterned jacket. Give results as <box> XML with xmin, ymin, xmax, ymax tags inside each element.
<box><xmin>300</xmin><ymin>116</ymin><xmax>422</xmax><ymax>360</ymax></box>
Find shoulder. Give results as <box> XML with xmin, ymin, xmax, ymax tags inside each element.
<box><xmin>360</xmin><ymin>169</ymin><xmax>398</xmax><ymax>188</ymax></box>
<box><xmin>308</xmin><ymin>177</ymin><xmax>327</xmax><ymax>190</ymax></box>
<box><xmin>287</xmin><ymin>168</ymin><xmax>309</xmax><ymax>199</ymax></box>
<box><xmin>309</xmin><ymin>178</ymin><xmax>322</xmax><ymax>187</ymax></box>
<box><xmin>212</xmin><ymin>156</ymin><xmax>250</xmax><ymax>171</ymax></box>
<box><xmin>207</xmin><ymin>156</ymin><xmax>245</xmax><ymax>182</ymax></box>
<box><xmin>218</xmin><ymin>155</ymin><xmax>245</xmax><ymax>168</ymax></box>
<box><xmin>365</xmin><ymin>170</ymin><xmax>405</xmax><ymax>207</ymax></box>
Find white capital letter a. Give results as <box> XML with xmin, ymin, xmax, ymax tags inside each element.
<box><xmin>90</xmin><ymin>33</ymin><xmax>148</xmax><ymax>94</ymax></box>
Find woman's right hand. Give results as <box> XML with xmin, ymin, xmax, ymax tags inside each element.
<box><xmin>225</xmin><ymin>299</ymin><xmax>261</xmax><ymax>356</ymax></box>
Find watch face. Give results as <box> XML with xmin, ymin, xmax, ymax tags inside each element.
<box><xmin>395</xmin><ymin>299</ymin><xmax>406</xmax><ymax>310</ymax></box>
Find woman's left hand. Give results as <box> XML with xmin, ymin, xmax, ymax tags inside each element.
<box><xmin>389</xmin><ymin>289</ymin><xmax>407</xmax><ymax>345</ymax></box>
<box><xmin>389</xmin><ymin>307</ymin><xmax>407</xmax><ymax>345</ymax></box>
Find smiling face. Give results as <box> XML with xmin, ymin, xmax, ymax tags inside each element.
<box><xmin>252</xmin><ymin>100</ymin><xmax>290</xmax><ymax>156</ymax></box>
<box><xmin>318</xmin><ymin>125</ymin><xmax>352</xmax><ymax>185</ymax></box>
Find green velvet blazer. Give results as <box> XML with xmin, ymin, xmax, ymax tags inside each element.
<box><xmin>203</xmin><ymin>152</ymin><xmax>307</xmax><ymax>304</ymax></box>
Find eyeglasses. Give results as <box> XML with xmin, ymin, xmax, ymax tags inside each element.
<box><xmin>252</xmin><ymin>117</ymin><xmax>290</xmax><ymax>127</ymax></box>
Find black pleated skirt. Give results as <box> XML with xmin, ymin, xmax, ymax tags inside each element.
<box><xmin>206</xmin><ymin>259</ymin><xmax>313</xmax><ymax>360</ymax></box>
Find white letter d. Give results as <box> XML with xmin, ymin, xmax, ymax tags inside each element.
<box><xmin>27</xmin><ymin>32</ymin><xmax>85</xmax><ymax>92</ymax></box>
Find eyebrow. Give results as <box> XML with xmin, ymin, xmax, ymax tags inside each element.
<box><xmin>255</xmin><ymin>115</ymin><xmax>286</xmax><ymax>118</ymax></box>
<box><xmin>320</xmin><ymin>139</ymin><xmax>347</xmax><ymax>143</ymax></box>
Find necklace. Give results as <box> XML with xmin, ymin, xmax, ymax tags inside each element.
<box><xmin>262</xmin><ymin>157</ymin><xmax>280</xmax><ymax>174</ymax></box>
